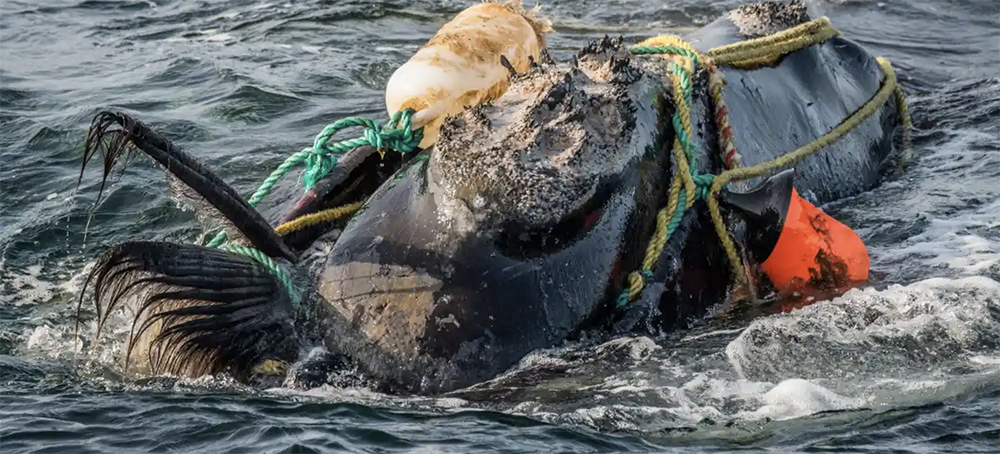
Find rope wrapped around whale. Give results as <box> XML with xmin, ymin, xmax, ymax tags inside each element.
<box><xmin>206</xmin><ymin>16</ymin><xmax>912</xmax><ymax>311</ymax></box>
<box><xmin>201</xmin><ymin>110</ymin><xmax>423</xmax><ymax>301</ymax></box>
<box><xmin>618</xmin><ymin>17</ymin><xmax>913</xmax><ymax>305</ymax></box>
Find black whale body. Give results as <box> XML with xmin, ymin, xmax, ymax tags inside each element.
<box><xmin>309</xmin><ymin>47</ymin><xmax>673</xmax><ymax>393</ymax></box>
<box><xmin>76</xmin><ymin>4</ymin><xmax>903</xmax><ymax>395</ymax></box>
<box><xmin>307</xmin><ymin>14</ymin><xmax>902</xmax><ymax>392</ymax></box>
<box><xmin>624</xmin><ymin>11</ymin><xmax>904</xmax><ymax>332</ymax></box>
<box><xmin>684</xmin><ymin>15</ymin><xmax>901</xmax><ymax>201</ymax></box>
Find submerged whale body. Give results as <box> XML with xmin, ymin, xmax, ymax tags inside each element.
<box><xmin>76</xmin><ymin>2</ymin><xmax>904</xmax><ymax>394</ymax></box>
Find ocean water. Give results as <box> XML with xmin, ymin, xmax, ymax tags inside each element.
<box><xmin>1</xmin><ymin>0</ymin><xmax>998</xmax><ymax>452</ymax></box>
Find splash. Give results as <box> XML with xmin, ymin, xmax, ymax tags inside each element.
<box><xmin>440</xmin><ymin>276</ymin><xmax>1000</xmax><ymax>435</ymax></box>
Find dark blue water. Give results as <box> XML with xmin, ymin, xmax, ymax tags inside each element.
<box><xmin>2</xmin><ymin>0</ymin><xmax>999</xmax><ymax>452</ymax></box>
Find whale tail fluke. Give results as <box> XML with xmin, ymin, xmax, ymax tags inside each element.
<box><xmin>79</xmin><ymin>241</ymin><xmax>298</xmax><ymax>379</ymax></box>
<box><xmin>80</xmin><ymin>111</ymin><xmax>297</xmax><ymax>262</ymax></box>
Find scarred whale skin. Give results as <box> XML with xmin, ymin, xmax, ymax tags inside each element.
<box><xmin>315</xmin><ymin>38</ymin><xmax>674</xmax><ymax>394</ymax></box>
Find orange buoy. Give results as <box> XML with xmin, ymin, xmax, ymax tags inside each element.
<box><xmin>760</xmin><ymin>189</ymin><xmax>870</xmax><ymax>295</ymax></box>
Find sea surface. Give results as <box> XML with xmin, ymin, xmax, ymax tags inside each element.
<box><xmin>1</xmin><ymin>0</ymin><xmax>998</xmax><ymax>452</ymax></box>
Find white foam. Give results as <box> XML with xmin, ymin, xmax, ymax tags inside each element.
<box><xmin>24</xmin><ymin>324</ymin><xmax>83</xmax><ymax>355</ymax></box>
<box><xmin>727</xmin><ymin>277</ymin><xmax>1000</xmax><ymax>382</ymax></box>
<box><xmin>970</xmin><ymin>355</ymin><xmax>1000</xmax><ymax>365</ymax></box>
<box><xmin>267</xmin><ymin>383</ymin><xmax>472</xmax><ymax>413</ymax></box>
<box><xmin>879</xmin><ymin>199</ymin><xmax>1000</xmax><ymax>275</ymax></box>
<box><xmin>485</xmin><ymin>276</ymin><xmax>1000</xmax><ymax>431</ymax></box>
<box><xmin>202</xmin><ymin>32</ymin><xmax>235</xmax><ymax>43</ymax></box>
<box><xmin>1</xmin><ymin>265</ymin><xmax>55</xmax><ymax>306</ymax></box>
<box><xmin>680</xmin><ymin>328</ymin><xmax>746</xmax><ymax>343</ymax></box>
<box><xmin>749</xmin><ymin>379</ymin><xmax>863</xmax><ymax>420</ymax></box>
<box><xmin>1</xmin><ymin>261</ymin><xmax>91</xmax><ymax>307</ymax></box>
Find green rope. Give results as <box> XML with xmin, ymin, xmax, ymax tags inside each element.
<box><xmin>666</xmin><ymin>61</ymin><xmax>698</xmax><ymax>165</ymax></box>
<box><xmin>207</xmin><ymin>109</ymin><xmax>422</xmax><ymax>248</ymax></box>
<box><xmin>204</xmin><ymin>109</ymin><xmax>424</xmax><ymax>297</ymax></box>
<box><xmin>613</xmin><ymin>188</ymin><xmax>693</xmax><ymax>308</ymax></box>
<box><xmin>614</xmin><ymin>46</ymin><xmax>717</xmax><ymax>308</ymax></box>
<box><xmin>629</xmin><ymin>45</ymin><xmax>700</xmax><ymax>65</ymax></box>
<box><xmin>693</xmin><ymin>174</ymin><xmax>715</xmax><ymax>200</ymax></box>
<box><xmin>221</xmin><ymin>244</ymin><xmax>301</xmax><ymax>306</ymax></box>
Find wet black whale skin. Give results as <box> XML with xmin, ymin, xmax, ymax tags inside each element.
<box><xmin>635</xmin><ymin>14</ymin><xmax>902</xmax><ymax>333</ymax></box>
<box><xmin>313</xmin><ymin>77</ymin><xmax>672</xmax><ymax>394</ymax></box>
<box><xmin>685</xmin><ymin>14</ymin><xmax>901</xmax><ymax>202</ymax></box>
<box><xmin>309</xmin><ymin>15</ymin><xmax>901</xmax><ymax>394</ymax></box>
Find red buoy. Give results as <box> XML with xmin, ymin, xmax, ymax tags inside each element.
<box><xmin>760</xmin><ymin>189</ymin><xmax>870</xmax><ymax>295</ymax></box>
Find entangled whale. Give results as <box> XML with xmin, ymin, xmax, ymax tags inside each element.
<box><xmin>75</xmin><ymin>1</ymin><xmax>907</xmax><ymax>394</ymax></box>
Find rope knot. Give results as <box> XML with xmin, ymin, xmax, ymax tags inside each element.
<box><xmin>693</xmin><ymin>173</ymin><xmax>715</xmax><ymax>200</ymax></box>
<box><xmin>386</xmin><ymin>108</ymin><xmax>423</xmax><ymax>154</ymax></box>
<box><xmin>619</xmin><ymin>20</ymin><xmax>846</xmax><ymax>308</ymax></box>
<box><xmin>361</xmin><ymin>122</ymin><xmax>385</xmax><ymax>151</ymax></box>
<box><xmin>295</xmin><ymin>109</ymin><xmax>423</xmax><ymax>190</ymax></box>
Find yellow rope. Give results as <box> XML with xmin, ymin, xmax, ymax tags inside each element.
<box><xmin>705</xmin><ymin>17</ymin><xmax>842</xmax><ymax>68</ymax></box>
<box><xmin>267</xmin><ymin>17</ymin><xmax>915</xmax><ymax>310</ymax></box>
<box><xmin>895</xmin><ymin>85</ymin><xmax>913</xmax><ymax>152</ymax></box>
<box><xmin>705</xmin><ymin>58</ymin><xmax>908</xmax><ymax>286</ymax></box>
<box><xmin>620</xmin><ymin>17</ymin><xmax>913</xmax><ymax>304</ymax></box>
<box><xmin>635</xmin><ymin>34</ymin><xmax>702</xmax><ymax>207</ymax></box>
<box><xmin>275</xmin><ymin>201</ymin><xmax>365</xmax><ymax>236</ymax></box>
<box><xmin>622</xmin><ymin>35</ymin><xmax>707</xmax><ymax>302</ymax></box>
<box><xmin>645</xmin><ymin>175</ymin><xmax>682</xmax><ymax>271</ymax></box>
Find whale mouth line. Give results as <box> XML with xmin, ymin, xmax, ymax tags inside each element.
<box><xmin>278</xmin><ymin>145</ymin><xmax>415</xmax><ymax>252</ymax></box>
<box><xmin>495</xmin><ymin>177</ymin><xmax>619</xmax><ymax>260</ymax></box>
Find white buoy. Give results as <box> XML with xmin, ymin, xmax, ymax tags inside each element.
<box><xmin>385</xmin><ymin>1</ymin><xmax>552</xmax><ymax>148</ymax></box>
